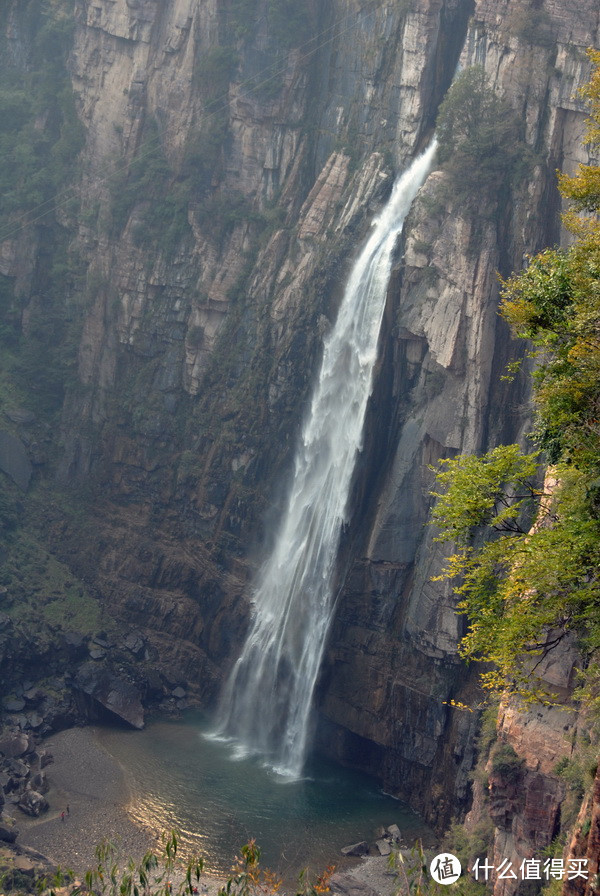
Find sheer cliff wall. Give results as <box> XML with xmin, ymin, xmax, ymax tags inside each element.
<box><xmin>0</xmin><ymin>0</ymin><xmax>598</xmax><ymax>828</ymax></box>
<box><xmin>316</xmin><ymin>0</ymin><xmax>598</xmax><ymax>827</ymax></box>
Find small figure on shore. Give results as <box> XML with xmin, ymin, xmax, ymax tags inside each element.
<box><xmin>66</xmin><ymin>805</ymin><xmax>70</xmax><ymax>815</ymax></box>
<box><xmin>61</xmin><ymin>811</ymin><xmax>65</xmax><ymax>823</ymax></box>
<box><xmin>168</xmin><ymin>882</ymin><xmax>172</xmax><ymax>894</ymax></box>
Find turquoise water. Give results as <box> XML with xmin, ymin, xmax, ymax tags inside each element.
<box><xmin>97</xmin><ymin>712</ymin><xmax>432</xmax><ymax>881</ymax></box>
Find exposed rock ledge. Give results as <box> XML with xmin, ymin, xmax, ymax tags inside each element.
<box><xmin>74</xmin><ymin>663</ymin><xmax>145</xmax><ymax>729</ymax></box>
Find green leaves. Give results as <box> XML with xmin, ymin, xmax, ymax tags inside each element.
<box><xmin>500</xmin><ymin>53</ymin><xmax>600</xmax><ymax>475</ymax></box>
<box><xmin>68</xmin><ymin>833</ymin><xmax>204</xmax><ymax>896</ymax></box>
<box><xmin>500</xmin><ymin>235</ymin><xmax>600</xmax><ymax>469</ymax></box>
<box><xmin>432</xmin><ymin>447</ymin><xmax>600</xmax><ymax>697</ymax></box>
<box><xmin>432</xmin><ymin>455</ymin><xmax>600</xmax><ymax>699</ymax></box>
<box><xmin>431</xmin><ymin>445</ymin><xmax>541</xmax><ymax>546</ymax></box>
<box><xmin>500</xmin><ymin>249</ymin><xmax>573</xmax><ymax>339</ymax></box>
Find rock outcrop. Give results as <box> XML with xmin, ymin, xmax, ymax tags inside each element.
<box><xmin>460</xmin><ymin>631</ymin><xmax>581</xmax><ymax>895</ymax></box>
<box><xmin>74</xmin><ymin>662</ymin><xmax>145</xmax><ymax>729</ymax></box>
<box><xmin>0</xmin><ymin>724</ymin><xmax>52</xmax><ymax>834</ymax></box>
<box><xmin>563</xmin><ymin>763</ymin><xmax>600</xmax><ymax>896</ymax></box>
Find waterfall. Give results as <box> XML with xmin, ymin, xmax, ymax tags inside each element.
<box><xmin>215</xmin><ymin>141</ymin><xmax>437</xmax><ymax>778</ymax></box>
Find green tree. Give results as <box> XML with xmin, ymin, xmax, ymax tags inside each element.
<box><xmin>501</xmin><ymin>49</ymin><xmax>600</xmax><ymax>475</ymax></box>
<box><xmin>432</xmin><ymin>450</ymin><xmax>600</xmax><ymax>699</ymax></box>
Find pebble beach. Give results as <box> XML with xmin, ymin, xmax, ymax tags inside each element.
<box><xmin>15</xmin><ymin>726</ymin><xmax>156</xmax><ymax>871</ymax></box>
<box><xmin>12</xmin><ymin>726</ymin><xmax>230</xmax><ymax>896</ymax></box>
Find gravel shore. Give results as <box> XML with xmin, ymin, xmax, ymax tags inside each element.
<box><xmin>13</xmin><ymin>727</ymin><xmax>223</xmax><ymax>894</ymax></box>
<box><xmin>16</xmin><ymin>726</ymin><xmax>156</xmax><ymax>871</ymax></box>
<box><xmin>331</xmin><ymin>855</ymin><xmax>400</xmax><ymax>896</ymax></box>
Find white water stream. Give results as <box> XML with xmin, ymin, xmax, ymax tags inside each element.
<box><xmin>215</xmin><ymin>141</ymin><xmax>437</xmax><ymax>778</ymax></box>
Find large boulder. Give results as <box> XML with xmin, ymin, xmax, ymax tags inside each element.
<box><xmin>0</xmin><ymin>814</ymin><xmax>19</xmax><ymax>843</ymax></box>
<box><xmin>6</xmin><ymin>759</ymin><xmax>29</xmax><ymax>780</ymax></box>
<box><xmin>340</xmin><ymin>841</ymin><xmax>369</xmax><ymax>857</ymax></box>
<box><xmin>74</xmin><ymin>663</ymin><xmax>144</xmax><ymax>729</ymax></box>
<box><xmin>29</xmin><ymin>749</ymin><xmax>53</xmax><ymax>769</ymax></box>
<box><xmin>0</xmin><ymin>732</ymin><xmax>30</xmax><ymax>758</ymax></box>
<box><xmin>2</xmin><ymin>698</ymin><xmax>26</xmax><ymax>713</ymax></box>
<box><xmin>30</xmin><ymin>772</ymin><xmax>49</xmax><ymax>795</ymax></box>
<box><xmin>25</xmin><ymin>713</ymin><xmax>43</xmax><ymax>731</ymax></box>
<box><xmin>387</xmin><ymin>824</ymin><xmax>401</xmax><ymax>842</ymax></box>
<box><xmin>17</xmin><ymin>790</ymin><xmax>48</xmax><ymax>818</ymax></box>
<box><xmin>123</xmin><ymin>632</ymin><xmax>145</xmax><ymax>658</ymax></box>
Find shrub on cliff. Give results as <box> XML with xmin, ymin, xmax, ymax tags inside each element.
<box><xmin>490</xmin><ymin>743</ymin><xmax>524</xmax><ymax>783</ymax></box>
<box><xmin>434</xmin><ymin>66</ymin><xmax>532</xmax><ymax>208</ymax></box>
<box><xmin>0</xmin><ymin>0</ymin><xmax>83</xmax><ymax>234</ymax></box>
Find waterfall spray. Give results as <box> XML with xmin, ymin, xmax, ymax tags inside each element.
<box><xmin>215</xmin><ymin>140</ymin><xmax>438</xmax><ymax>778</ymax></box>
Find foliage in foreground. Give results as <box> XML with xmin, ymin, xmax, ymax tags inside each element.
<box><xmin>60</xmin><ymin>836</ymin><xmax>468</xmax><ymax>896</ymax></box>
<box><xmin>431</xmin><ymin>49</ymin><xmax>600</xmax><ymax>702</ymax></box>
<box><xmin>31</xmin><ymin>834</ymin><xmax>334</xmax><ymax>896</ymax></box>
<box><xmin>387</xmin><ymin>842</ymin><xmax>485</xmax><ymax>896</ymax></box>
<box><xmin>7</xmin><ymin>834</ymin><xmax>486</xmax><ymax>896</ymax></box>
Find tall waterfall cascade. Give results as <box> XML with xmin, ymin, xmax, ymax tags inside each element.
<box><xmin>215</xmin><ymin>141</ymin><xmax>438</xmax><ymax>778</ymax></box>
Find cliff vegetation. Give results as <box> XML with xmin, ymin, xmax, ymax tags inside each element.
<box><xmin>432</xmin><ymin>49</ymin><xmax>600</xmax><ymax>704</ymax></box>
<box><xmin>430</xmin><ymin>48</ymin><xmax>600</xmax><ymax>892</ymax></box>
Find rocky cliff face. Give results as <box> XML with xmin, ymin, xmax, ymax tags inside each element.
<box><xmin>461</xmin><ymin>636</ymin><xmax>580</xmax><ymax>896</ymax></box>
<box><xmin>0</xmin><ymin>0</ymin><xmax>598</xmax><ymax>833</ymax></box>
<box><xmin>316</xmin><ymin>0</ymin><xmax>599</xmax><ymax>828</ymax></box>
